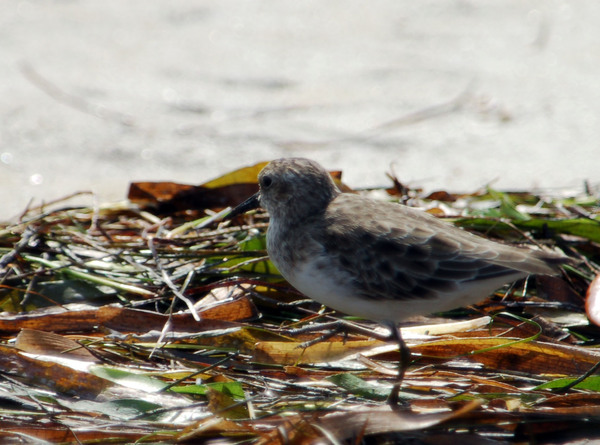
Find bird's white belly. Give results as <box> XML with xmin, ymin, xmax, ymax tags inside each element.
<box><xmin>277</xmin><ymin>255</ymin><xmax>525</xmax><ymax>322</ymax></box>
<box><xmin>283</xmin><ymin>258</ymin><xmax>423</xmax><ymax>322</ymax></box>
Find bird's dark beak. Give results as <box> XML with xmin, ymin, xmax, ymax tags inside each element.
<box><xmin>225</xmin><ymin>192</ymin><xmax>261</xmax><ymax>220</ymax></box>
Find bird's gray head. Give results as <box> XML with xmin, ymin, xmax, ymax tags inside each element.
<box><xmin>257</xmin><ymin>158</ymin><xmax>339</xmax><ymax>221</ymax></box>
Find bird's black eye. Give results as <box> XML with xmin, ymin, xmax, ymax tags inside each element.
<box><xmin>261</xmin><ymin>175</ymin><xmax>273</xmax><ymax>188</ymax></box>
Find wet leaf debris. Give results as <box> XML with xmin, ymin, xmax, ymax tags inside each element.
<box><xmin>0</xmin><ymin>162</ymin><xmax>598</xmax><ymax>444</ymax></box>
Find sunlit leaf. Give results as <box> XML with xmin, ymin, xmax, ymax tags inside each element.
<box><xmin>0</xmin><ymin>345</ymin><xmax>109</xmax><ymax>397</ymax></box>
<box><xmin>202</xmin><ymin>162</ymin><xmax>269</xmax><ymax>188</ymax></box>
<box><xmin>326</xmin><ymin>373</ymin><xmax>389</xmax><ymax>400</ymax></box>
<box><xmin>253</xmin><ymin>339</ymin><xmax>381</xmax><ymax>365</ymax></box>
<box><xmin>86</xmin><ymin>399</ymin><xmax>164</xmax><ymax>420</ymax></box>
<box><xmin>90</xmin><ymin>366</ymin><xmax>168</xmax><ymax>392</ymax></box>
<box><xmin>171</xmin><ymin>381</ymin><xmax>245</xmax><ymax>399</ymax></box>
<box><xmin>15</xmin><ymin>329</ymin><xmax>97</xmax><ymax>362</ymax></box>
<box><xmin>192</xmin><ymin>326</ymin><xmax>291</xmax><ymax>355</ymax></box>
<box><xmin>238</xmin><ymin>235</ymin><xmax>267</xmax><ymax>252</ymax></box>
<box><xmin>535</xmin><ymin>376</ymin><xmax>600</xmax><ymax>392</ymax></box>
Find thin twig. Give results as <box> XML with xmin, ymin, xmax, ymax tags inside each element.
<box><xmin>147</xmin><ymin>237</ymin><xmax>201</xmax><ymax>321</ymax></box>
<box><xmin>0</xmin><ymin>225</ymin><xmax>39</xmax><ymax>272</ymax></box>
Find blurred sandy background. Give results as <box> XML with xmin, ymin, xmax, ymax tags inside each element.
<box><xmin>1</xmin><ymin>1</ymin><xmax>599</xmax><ymax>220</ymax></box>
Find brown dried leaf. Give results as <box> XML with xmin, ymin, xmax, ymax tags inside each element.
<box><xmin>538</xmin><ymin>392</ymin><xmax>600</xmax><ymax>409</ymax></box>
<box><xmin>412</xmin><ymin>338</ymin><xmax>600</xmax><ymax>376</ymax></box>
<box><xmin>15</xmin><ymin>329</ymin><xmax>97</xmax><ymax>361</ymax></box>
<box><xmin>0</xmin><ymin>304</ymin><xmax>99</xmax><ymax>333</ymax></box>
<box><xmin>0</xmin><ymin>344</ymin><xmax>108</xmax><ymax>397</ymax></box>
<box><xmin>0</xmin><ymin>303</ymin><xmax>242</xmax><ymax>334</ymax></box>
<box><xmin>128</xmin><ymin>161</ymin><xmax>270</xmax><ymax>212</ymax></box>
<box><xmin>195</xmin><ymin>291</ymin><xmax>259</xmax><ymax>321</ymax></box>
<box><xmin>425</xmin><ymin>190</ymin><xmax>458</xmax><ymax>202</ymax></box>
<box><xmin>127</xmin><ymin>181</ymin><xmax>197</xmax><ymax>204</ymax></box>
<box><xmin>127</xmin><ymin>182</ymin><xmax>260</xmax><ymax>212</ymax></box>
<box><xmin>96</xmin><ymin>304</ymin><xmax>243</xmax><ymax>333</ymax></box>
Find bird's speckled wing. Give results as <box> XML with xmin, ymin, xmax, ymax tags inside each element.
<box><xmin>315</xmin><ymin>194</ymin><xmax>562</xmax><ymax>301</ymax></box>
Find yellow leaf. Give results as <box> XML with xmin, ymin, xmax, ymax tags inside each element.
<box><xmin>202</xmin><ymin>162</ymin><xmax>269</xmax><ymax>188</ymax></box>
<box><xmin>253</xmin><ymin>339</ymin><xmax>383</xmax><ymax>365</ymax></box>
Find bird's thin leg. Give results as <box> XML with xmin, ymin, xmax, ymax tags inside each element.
<box><xmin>286</xmin><ymin>319</ymin><xmax>411</xmax><ymax>407</ymax></box>
<box><xmin>386</xmin><ymin>322</ymin><xmax>411</xmax><ymax>409</ymax></box>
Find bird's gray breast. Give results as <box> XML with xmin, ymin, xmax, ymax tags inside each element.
<box><xmin>266</xmin><ymin>219</ymin><xmax>322</xmax><ymax>280</ymax></box>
